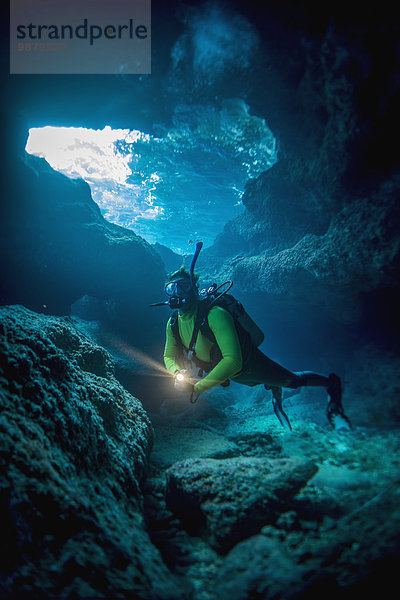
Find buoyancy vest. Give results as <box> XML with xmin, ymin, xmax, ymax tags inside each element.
<box><xmin>170</xmin><ymin>294</ymin><xmax>264</xmax><ymax>374</ymax></box>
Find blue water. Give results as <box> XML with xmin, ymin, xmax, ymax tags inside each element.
<box><xmin>25</xmin><ymin>4</ymin><xmax>277</xmax><ymax>255</ymax></box>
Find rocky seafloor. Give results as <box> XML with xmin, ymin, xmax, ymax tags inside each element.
<box><xmin>146</xmin><ymin>395</ymin><xmax>400</xmax><ymax>599</ymax></box>
<box><xmin>1</xmin><ymin>304</ymin><xmax>399</xmax><ymax>599</ymax></box>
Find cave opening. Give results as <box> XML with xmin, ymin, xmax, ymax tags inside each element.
<box><xmin>25</xmin><ymin>103</ymin><xmax>278</xmax><ymax>256</ymax></box>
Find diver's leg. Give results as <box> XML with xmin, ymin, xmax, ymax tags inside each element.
<box><xmin>233</xmin><ymin>352</ymin><xmax>296</xmax><ymax>429</ymax></box>
<box><xmin>236</xmin><ymin>352</ymin><xmax>302</xmax><ymax>430</ymax></box>
<box><xmin>291</xmin><ymin>371</ymin><xmax>329</xmax><ymax>387</ymax></box>
<box><xmin>292</xmin><ymin>371</ymin><xmax>351</xmax><ymax>430</ymax></box>
<box><xmin>236</xmin><ymin>351</ymin><xmax>351</xmax><ymax>429</ymax></box>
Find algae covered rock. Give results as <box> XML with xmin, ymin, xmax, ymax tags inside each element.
<box><xmin>212</xmin><ymin>534</ymin><xmax>315</xmax><ymax>600</ymax></box>
<box><xmin>0</xmin><ymin>305</ymin><xmax>183</xmax><ymax>600</ymax></box>
<box><xmin>212</xmin><ymin>482</ymin><xmax>400</xmax><ymax>600</ymax></box>
<box><xmin>165</xmin><ymin>455</ymin><xmax>317</xmax><ymax>553</ymax></box>
<box><xmin>203</xmin><ymin>175</ymin><xmax>400</xmax><ymax>324</ymax></box>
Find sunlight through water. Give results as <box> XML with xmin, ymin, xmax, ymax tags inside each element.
<box><xmin>26</xmin><ymin>101</ymin><xmax>277</xmax><ymax>253</ymax></box>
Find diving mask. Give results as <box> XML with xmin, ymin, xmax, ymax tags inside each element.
<box><xmin>164</xmin><ymin>277</ymin><xmax>195</xmax><ymax>309</ymax></box>
<box><xmin>164</xmin><ymin>278</ymin><xmax>193</xmax><ymax>297</ymax></box>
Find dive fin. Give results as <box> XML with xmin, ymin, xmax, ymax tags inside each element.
<box><xmin>330</xmin><ymin>413</ymin><xmax>352</xmax><ymax>431</ymax></box>
<box><xmin>267</xmin><ymin>385</ymin><xmax>293</xmax><ymax>431</ymax></box>
<box><xmin>327</xmin><ymin>373</ymin><xmax>352</xmax><ymax>431</ymax></box>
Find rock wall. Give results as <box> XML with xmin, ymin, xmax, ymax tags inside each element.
<box><xmin>200</xmin><ymin>1</ymin><xmax>400</xmax><ymax>330</ymax></box>
<box><xmin>0</xmin><ymin>305</ymin><xmax>184</xmax><ymax>599</ymax></box>
<box><xmin>0</xmin><ymin>151</ymin><xmax>165</xmax><ymax>328</ymax></box>
<box><xmin>204</xmin><ymin>174</ymin><xmax>400</xmax><ymax>324</ymax></box>
<box><xmin>194</xmin><ymin>2</ymin><xmax>400</xmax><ymax>396</ymax></box>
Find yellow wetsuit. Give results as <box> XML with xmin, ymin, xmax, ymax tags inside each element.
<box><xmin>164</xmin><ymin>304</ymin><xmax>243</xmax><ymax>393</ymax></box>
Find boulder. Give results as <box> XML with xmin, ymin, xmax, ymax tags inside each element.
<box><xmin>212</xmin><ymin>534</ymin><xmax>317</xmax><ymax>600</ymax></box>
<box><xmin>212</xmin><ymin>482</ymin><xmax>400</xmax><ymax>600</ymax></box>
<box><xmin>0</xmin><ymin>305</ymin><xmax>183</xmax><ymax>600</ymax></box>
<box><xmin>165</xmin><ymin>456</ymin><xmax>317</xmax><ymax>553</ymax></box>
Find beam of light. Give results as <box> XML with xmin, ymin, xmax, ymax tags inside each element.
<box><xmin>102</xmin><ymin>332</ymin><xmax>170</xmax><ymax>378</ymax></box>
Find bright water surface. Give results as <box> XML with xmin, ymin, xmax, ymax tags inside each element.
<box><xmin>26</xmin><ymin>100</ymin><xmax>276</xmax><ymax>254</ymax></box>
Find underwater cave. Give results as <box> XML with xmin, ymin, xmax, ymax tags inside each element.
<box><xmin>1</xmin><ymin>1</ymin><xmax>400</xmax><ymax>599</ymax></box>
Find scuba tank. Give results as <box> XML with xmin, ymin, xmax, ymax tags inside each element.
<box><xmin>213</xmin><ymin>292</ymin><xmax>264</xmax><ymax>348</ymax></box>
<box><xmin>199</xmin><ymin>281</ymin><xmax>264</xmax><ymax>348</ymax></box>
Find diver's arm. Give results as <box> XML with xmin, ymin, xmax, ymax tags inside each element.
<box><xmin>194</xmin><ymin>307</ymin><xmax>242</xmax><ymax>394</ymax></box>
<box><xmin>163</xmin><ymin>318</ymin><xmax>182</xmax><ymax>374</ymax></box>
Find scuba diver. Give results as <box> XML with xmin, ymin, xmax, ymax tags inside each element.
<box><xmin>152</xmin><ymin>242</ymin><xmax>351</xmax><ymax>431</ymax></box>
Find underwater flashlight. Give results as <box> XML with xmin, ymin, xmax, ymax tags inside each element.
<box><xmin>174</xmin><ymin>370</ymin><xmax>194</xmax><ymax>393</ymax></box>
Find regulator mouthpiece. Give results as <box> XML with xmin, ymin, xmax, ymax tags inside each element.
<box><xmin>148</xmin><ymin>297</ymin><xmax>188</xmax><ymax>308</ymax></box>
<box><xmin>168</xmin><ymin>296</ymin><xmax>188</xmax><ymax>309</ymax></box>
